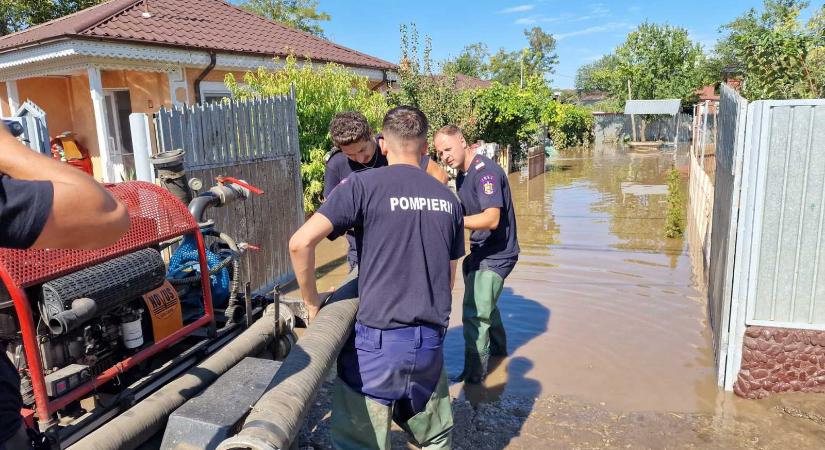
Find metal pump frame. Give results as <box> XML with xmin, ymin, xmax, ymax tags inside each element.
<box><xmin>0</xmin><ymin>181</ymin><xmax>215</xmax><ymax>431</ymax></box>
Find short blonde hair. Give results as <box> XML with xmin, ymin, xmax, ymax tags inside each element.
<box><xmin>434</xmin><ymin>124</ymin><xmax>464</xmax><ymax>138</ymax></box>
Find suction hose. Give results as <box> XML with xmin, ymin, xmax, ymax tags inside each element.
<box><xmin>217</xmin><ymin>297</ymin><xmax>358</xmax><ymax>450</ymax></box>
<box><xmin>68</xmin><ymin>305</ymin><xmax>279</xmax><ymax>450</ymax></box>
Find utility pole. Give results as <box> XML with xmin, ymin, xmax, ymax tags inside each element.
<box><xmin>628</xmin><ymin>79</ymin><xmax>637</xmax><ymax>142</ymax></box>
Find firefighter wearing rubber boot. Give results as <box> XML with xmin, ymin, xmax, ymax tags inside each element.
<box><xmin>289</xmin><ymin>106</ymin><xmax>464</xmax><ymax>449</ymax></box>
<box><xmin>434</xmin><ymin>125</ymin><xmax>520</xmax><ymax>384</ymax></box>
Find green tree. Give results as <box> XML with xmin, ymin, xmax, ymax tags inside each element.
<box><xmin>442</xmin><ymin>42</ymin><xmax>489</xmax><ymax>78</ymax></box>
<box><xmin>576</xmin><ymin>23</ymin><xmax>709</xmax><ymax>104</ymax></box>
<box><xmin>390</xmin><ymin>24</ymin><xmax>476</xmax><ymax>144</ymax></box>
<box><xmin>488</xmin><ymin>27</ymin><xmax>558</xmax><ymax>86</ymax></box>
<box><xmin>238</xmin><ymin>0</ymin><xmax>330</xmax><ymax>37</ymax></box>
<box><xmin>1</xmin><ymin>0</ymin><xmax>104</xmax><ymax>35</ymax></box>
<box><xmin>615</xmin><ymin>22</ymin><xmax>709</xmax><ymax>104</ymax></box>
<box><xmin>225</xmin><ymin>56</ymin><xmax>388</xmax><ymax>212</ymax></box>
<box><xmin>710</xmin><ymin>0</ymin><xmax>824</xmax><ymax>99</ymax></box>
<box><xmin>575</xmin><ymin>54</ymin><xmax>621</xmax><ymax>93</ymax></box>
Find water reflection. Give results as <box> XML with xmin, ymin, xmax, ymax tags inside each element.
<box><xmin>447</xmin><ymin>144</ymin><xmax>718</xmax><ymax>413</ymax></box>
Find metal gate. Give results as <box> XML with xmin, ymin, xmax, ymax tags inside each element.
<box><xmin>707</xmin><ymin>85</ymin><xmax>748</xmax><ymax>386</ymax></box>
<box><xmin>709</xmin><ymin>85</ymin><xmax>825</xmax><ymax>389</ymax></box>
<box><xmin>154</xmin><ymin>91</ymin><xmax>303</xmax><ymax>292</ymax></box>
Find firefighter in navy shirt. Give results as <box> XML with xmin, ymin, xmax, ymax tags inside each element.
<box><xmin>290</xmin><ymin>106</ymin><xmax>462</xmax><ymax>449</ymax></box>
<box><xmin>324</xmin><ymin>112</ymin><xmax>448</xmax><ymax>270</ymax></box>
<box><xmin>434</xmin><ymin>125</ymin><xmax>520</xmax><ymax>384</ymax></box>
<box><xmin>0</xmin><ymin>127</ymin><xmax>129</xmax><ymax>450</ymax></box>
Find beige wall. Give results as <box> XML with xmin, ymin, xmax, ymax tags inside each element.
<box><xmin>0</xmin><ymin>82</ymin><xmax>9</xmax><ymax>116</ymax></box>
<box><xmin>102</xmin><ymin>70</ymin><xmax>172</xmax><ymax>114</ymax></box>
<box><xmin>184</xmin><ymin>68</ymin><xmax>248</xmax><ymax>102</ymax></box>
<box><xmin>17</xmin><ymin>77</ymin><xmax>75</xmax><ymax>138</ymax></box>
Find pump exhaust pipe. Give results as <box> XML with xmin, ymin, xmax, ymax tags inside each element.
<box><xmin>68</xmin><ymin>305</ymin><xmax>279</xmax><ymax>450</ymax></box>
<box><xmin>217</xmin><ymin>295</ymin><xmax>358</xmax><ymax>450</ymax></box>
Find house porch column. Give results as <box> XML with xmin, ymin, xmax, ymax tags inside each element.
<box><xmin>87</xmin><ymin>66</ymin><xmax>113</xmax><ymax>182</ymax></box>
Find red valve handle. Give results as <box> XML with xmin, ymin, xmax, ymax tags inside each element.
<box><xmin>216</xmin><ymin>176</ymin><xmax>264</xmax><ymax>195</ymax></box>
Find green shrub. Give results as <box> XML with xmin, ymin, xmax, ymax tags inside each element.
<box><xmin>225</xmin><ymin>55</ymin><xmax>389</xmax><ymax>212</ymax></box>
<box><xmin>549</xmin><ymin>103</ymin><xmax>594</xmax><ymax>149</ymax></box>
<box><xmin>664</xmin><ymin>168</ymin><xmax>686</xmax><ymax>238</ymax></box>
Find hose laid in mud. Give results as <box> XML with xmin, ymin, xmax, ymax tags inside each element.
<box><xmin>217</xmin><ymin>297</ymin><xmax>359</xmax><ymax>450</ymax></box>
<box><xmin>68</xmin><ymin>305</ymin><xmax>278</xmax><ymax>450</ymax></box>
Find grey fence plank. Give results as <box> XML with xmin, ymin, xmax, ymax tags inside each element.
<box><xmin>154</xmin><ymin>93</ymin><xmax>301</xmax><ymax>292</ymax></box>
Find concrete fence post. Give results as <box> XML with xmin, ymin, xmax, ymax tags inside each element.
<box><xmin>129</xmin><ymin>113</ymin><xmax>155</xmax><ymax>183</ymax></box>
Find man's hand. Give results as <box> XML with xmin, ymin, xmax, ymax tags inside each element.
<box><xmin>289</xmin><ymin>214</ymin><xmax>335</xmax><ymax>323</ymax></box>
<box><xmin>306</xmin><ymin>302</ymin><xmax>321</xmax><ymax>322</ymax></box>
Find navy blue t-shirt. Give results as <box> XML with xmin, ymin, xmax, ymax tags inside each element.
<box><xmin>323</xmin><ymin>146</ymin><xmax>433</xmax><ymax>268</ymax></box>
<box><xmin>456</xmin><ymin>154</ymin><xmax>519</xmax><ymax>276</ymax></box>
<box><xmin>319</xmin><ymin>164</ymin><xmax>464</xmax><ymax>329</ymax></box>
<box><xmin>0</xmin><ymin>175</ymin><xmax>54</xmax><ymax>442</ymax></box>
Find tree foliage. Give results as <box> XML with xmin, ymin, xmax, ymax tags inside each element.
<box><xmin>238</xmin><ymin>0</ymin><xmax>330</xmax><ymax>36</ymax></box>
<box><xmin>488</xmin><ymin>27</ymin><xmax>558</xmax><ymax>86</ymax></box>
<box><xmin>575</xmin><ymin>22</ymin><xmax>709</xmax><ymax>105</ymax></box>
<box><xmin>471</xmin><ymin>78</ymin><xmax>555</xmax><ymax>152</ymax></box>
<box><xmin>225</xmin><ymin>56</ymin><xmax>388</xmax><ymax>212</ymax></box>
<box><xmin>710</xmin><ymin>0</ymin><xmax>824</xmax><ymax>99</ymax></box>
<box><xmin>0</xmin><ymin>0</ymin><xmax>104</xmax><ymax>35</ymax></box>
<box><xmin>390</xmin><ymin>24</ymin><xmax>476</xmax><ymax>144</ymax></box>
<box><xmin>441</xmin><ymin>42</ymin><xmax>490</xmax><ymax>78</ymax></box>
<box><xmin>392</xmin><ymin>24</ymin><xmax>590</xmax><ymax>162</ymax></box>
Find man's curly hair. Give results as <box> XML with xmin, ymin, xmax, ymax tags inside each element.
<box><xmin>329</xmin><ymin>111</ymin><xmax>372</xmax><ymax>147</ymax></box>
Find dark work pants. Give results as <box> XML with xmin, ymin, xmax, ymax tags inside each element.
<box><xmin>331</xmin><ymin>322</ymin><xmax>453</xmax><ymax>449</ymax></box>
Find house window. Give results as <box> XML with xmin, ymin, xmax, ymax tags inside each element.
<box><xmin>199</xmin><ymin>81</ymin><xmax>232</xmax><ymax>104</ymax></box>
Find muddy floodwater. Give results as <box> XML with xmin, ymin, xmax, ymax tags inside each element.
<box><xmin>301</xmin><ymin>145</ymin><xmax>825</xmax><ymax>449</ymax></box>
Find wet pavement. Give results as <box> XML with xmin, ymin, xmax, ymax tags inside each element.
<box><xmin>300</xmin><ymin>145</ymin><xmax>825</xmax><ymax>449</ymax></box>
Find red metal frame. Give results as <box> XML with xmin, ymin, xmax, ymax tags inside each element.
<box><xmin>0</xmin><ymin>182</ymin><xmax>214</xmax><ymax>428</ymax></box>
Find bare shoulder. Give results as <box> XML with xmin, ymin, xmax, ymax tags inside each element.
<box><xmin>426</xmin><ymin>159</ymin><xmax>449</xmax><ymax>185</ymax></box>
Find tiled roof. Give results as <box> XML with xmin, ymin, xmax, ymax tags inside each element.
<box><xmin>0</xmin><ymin>0</ymin><xmax>395</xmax><ymax>71</ymax></box>
<box><xmin>453</xmin><ymin>74</ymin><xmax>491</xmax><ymax>90</ymax></box>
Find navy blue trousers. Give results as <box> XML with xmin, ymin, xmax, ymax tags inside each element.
<box><xmin>337</xmin><ymin>322</ymin><xmax>445</xmax><ymax>422</ymax></box>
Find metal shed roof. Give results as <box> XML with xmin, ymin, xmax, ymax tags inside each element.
<box><xmin>624</xmin><ymin>99</ymin><xmax>682</xmax><ymax>116</ymax></box>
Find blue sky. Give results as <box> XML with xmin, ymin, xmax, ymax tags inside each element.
<box><xmin>318</xmin><ymin>0</ymin><xmax>818</xmax><ymax>88</ymax></box>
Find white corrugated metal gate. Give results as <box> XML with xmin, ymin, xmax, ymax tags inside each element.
<box><xmin>712</xmin><ymin>86</ymin><xmax>825</xmax><ymax>390</ymax></box>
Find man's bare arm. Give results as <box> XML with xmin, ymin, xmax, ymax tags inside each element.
<box><xmin>0</xmin><ymin>129</ymin><xmax>129</xmax><ymax>249</ymax></box>
<box><xmin>288</xmin><ymin>213</ymin><xmax>335</xmax><ymax>321</ymax></box>
<box><xmin>450</xmin><ymin>260</ymin><xmax>457</xmax><ymax>290</ymax></box>
<box><xmin>426</xmin><ymin>159</ymin><xmax>449</xmax><ymax>185</ymax></box>
<box><xmin>464</xmin><ymin>207</ymin><xmax>500</xmax><ymax>231</ymax></box>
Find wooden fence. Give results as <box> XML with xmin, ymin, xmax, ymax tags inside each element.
<box><xmin>154</xmin><ymin>91</ymin><xmax>303</xmax><ymax>292</ymax></box>
<box><xmin>527</xmin><ymin>146</ymin><xmax>545</xmax><ymax>180</ymax></box>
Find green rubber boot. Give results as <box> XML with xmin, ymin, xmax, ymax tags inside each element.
<box><xmin>462</xmin><ymin>268</ymin><xmax>505</xmax><ymax>383</ymax></box>
<box><xmin>398</xmin><ymin>370</ymin><xmax>454</xmax><ymax>449</ymax></box>
<box><xmin>330</xmin><ymin>379</ymin><xmax>392</xmax><ymax>450</ymax></box>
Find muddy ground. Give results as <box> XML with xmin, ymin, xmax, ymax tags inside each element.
<box><xmin>298</xmin><ymin>380</ymin><xmax>825</xmax><ymax>449</ymax></box>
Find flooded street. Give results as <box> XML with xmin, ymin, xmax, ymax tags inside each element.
<box><xmin>301</xmin><ymin>146</ymin><xmax>825</xmax><ymax>449</ymax></box>
<box><xmin>444</xmin><ymin>145</ymin><xmax>713</xmax><ymax>413</ymax></box>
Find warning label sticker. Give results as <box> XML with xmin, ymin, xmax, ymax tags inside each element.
<box><xmin>142</xmin><ymin>280</ymin><xmax>183</xmax><ymax>340</ymax></box>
